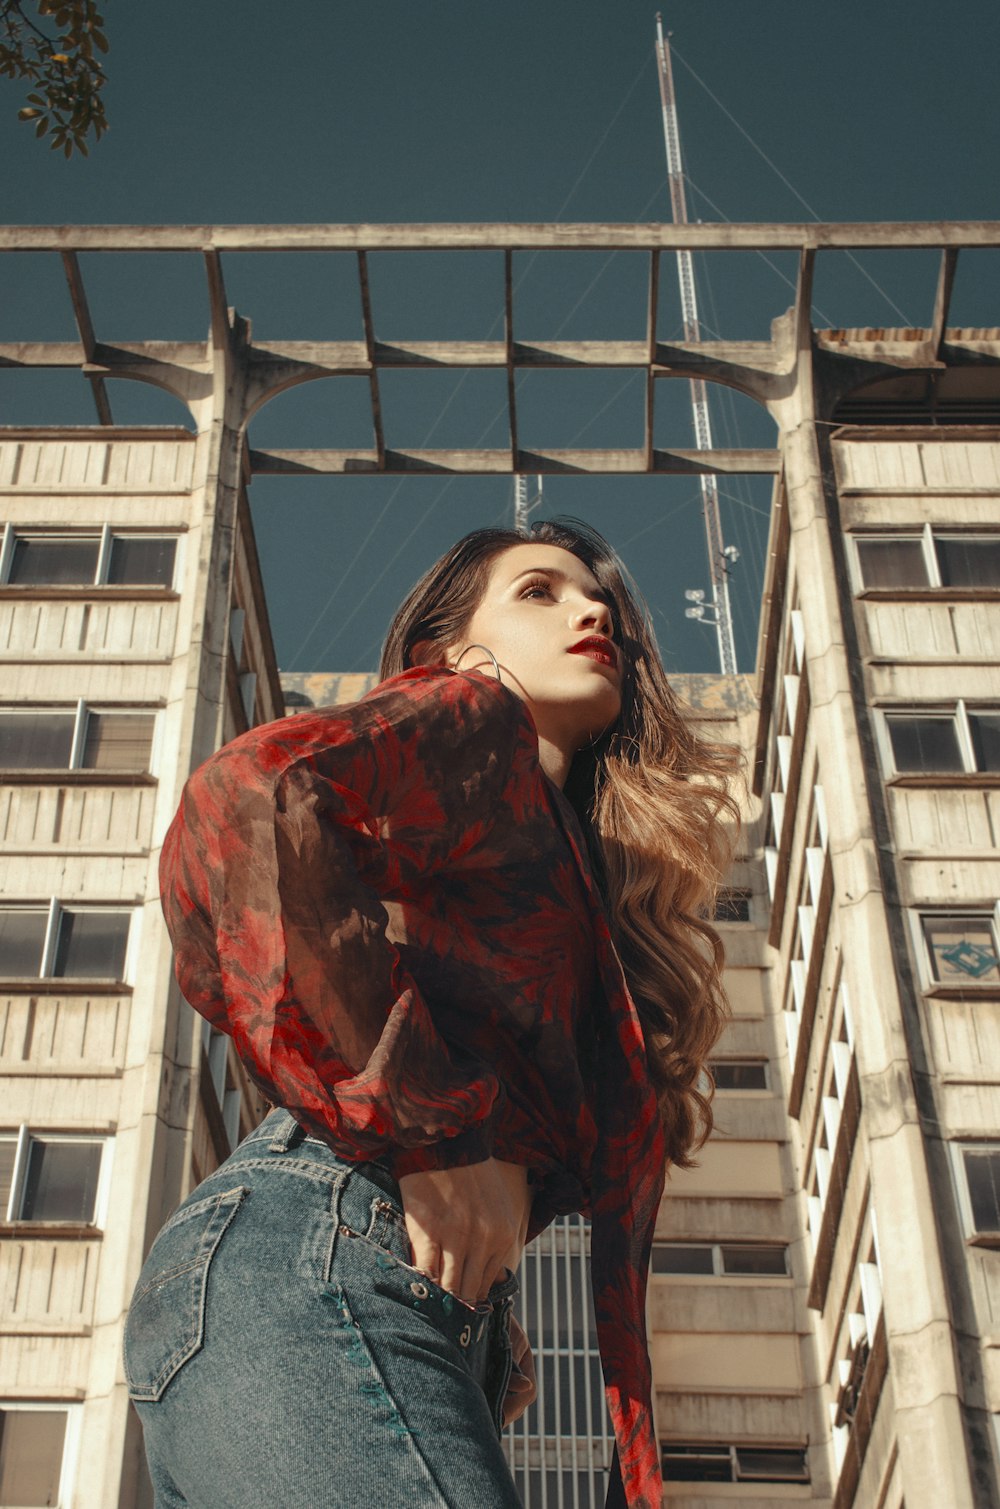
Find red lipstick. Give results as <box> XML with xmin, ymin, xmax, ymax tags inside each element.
<box><xmin>569</xmin><ymin>636</ymin><xmax>618</xmax><ymax>669</ymax></box>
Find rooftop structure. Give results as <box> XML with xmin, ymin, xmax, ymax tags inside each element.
<box><xmin>1</xmin><ymin>223</ymin><xmax>999</xmax><ymax>1509</ymax></box>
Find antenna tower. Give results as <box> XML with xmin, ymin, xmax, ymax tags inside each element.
<box><xmin>654</xmin><ymin>14</ymin><xmax>738</xmax><ymax>674</ymax></box>
<box><xmin>514</xmin><ymin>473</ymin><xmax>543</xmax><ymax>532</ymax></box>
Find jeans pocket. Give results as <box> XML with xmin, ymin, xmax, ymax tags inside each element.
<box><xmin>487</xmin><ymin>1311</ymin><xmax>515</xmax><ymax>1437</ymax></box>
<box><xmin>124</xmin><ymin>1184</ymin><xmax>247</xmax><ymax>1402</ymax></box>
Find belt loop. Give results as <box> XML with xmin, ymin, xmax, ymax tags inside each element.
<box><xmin>268</xmin><ymin>1111</ymin><xmax>306</xmax><ymax>1153</ymax></box>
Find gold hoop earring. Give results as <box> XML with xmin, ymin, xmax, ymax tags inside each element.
<box><xmin>452</xmin><ymin>643</ymin><xmax>502</xmax><ymax>682</ymax></box>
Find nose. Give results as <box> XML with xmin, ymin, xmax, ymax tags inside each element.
<box><xmin>570</xmin><ymin>594</ymin><xmax>613</xmax><ymax>637</ymax></box>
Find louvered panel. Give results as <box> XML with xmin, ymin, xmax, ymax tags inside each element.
<box><xmin>865</xmin><ymin>603</ymin><xmax>957</xmax><ymax>658</ymax></box>
<box><xmin>0</xmin><ymin>994</ymin><xmax>129</xmax><ymax>1074</ymax></box>
<box><xmin>0</xmin><ymin>1238</ymin><xmax>99</xmax><ymax>1329</ymax></box>
<box><xmin>888</xmin><ymin>788</ymin><xmax>996</xmax><ymax>851</ymax></box>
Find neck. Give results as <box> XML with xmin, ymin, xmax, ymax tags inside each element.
<box><xmin>536</xmin><ymin>734</ymin><xmax>572</xmax><ymax>790</ymax></box>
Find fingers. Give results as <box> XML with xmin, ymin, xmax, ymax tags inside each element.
<box><xmin>502</xmin><ymin>1316</ymin><xmax>537</xmax><ymax>1425</ymax></box>
<box><xmin>397</xmin><ymin>1160</ymin><xmax>530</xmax><ymax>1303</ymax></box>
<box><xmin>502</xmin><ymin>1369</ymin><xmax>536</xmax><ymax>1426</ymax></box>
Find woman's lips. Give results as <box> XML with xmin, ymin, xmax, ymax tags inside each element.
<box><xmin>569</xmin><ymin>638</ymin><xmax>617</xmax><ymax>668</ymax></box>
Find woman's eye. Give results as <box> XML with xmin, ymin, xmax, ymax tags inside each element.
<box><xmin>521</xmin><ymin>581</ymin><xmax>553</xmax><ymax>600</ymax></box>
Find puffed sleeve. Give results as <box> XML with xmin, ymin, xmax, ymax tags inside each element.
<box><xmin>159</xmin><ymin>668</ymin><xmax>527</xmax><ymax>1175</ymax></box>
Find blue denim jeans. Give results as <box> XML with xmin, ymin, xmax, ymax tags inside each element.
<box><xmin>124</xmin><ymin>1110</ymin><xmax>522</xmax><ymax>1508</ymax></box>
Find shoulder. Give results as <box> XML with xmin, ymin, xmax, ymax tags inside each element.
<box><xmin>186</xmin><ymin>667</ymin><xmax>537</xmax><ymax>802</ymax></box>
<box><xmin>357</xmin><ymin>667</ymin><xmax>535</xmax><ymax>748</ymax></box>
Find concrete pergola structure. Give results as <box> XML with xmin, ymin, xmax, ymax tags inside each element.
<box><xmin>2</xmin><ymin>221</ymin><xmax>999</xmax><ymax>474</ymax></box>
<box><xmin>3</xmin><ymin>224</ymin><xmax>1000</xmax><ymax>1509</ymax></box>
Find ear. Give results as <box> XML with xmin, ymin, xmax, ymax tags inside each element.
<box><xmin>408</xmin><ymin>638</ymin><xmax>449</xmax><ymax>669</ymax></box>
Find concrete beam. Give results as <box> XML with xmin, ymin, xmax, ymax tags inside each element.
<box><xmin>247</xmin><ymin>445</ymin><xmax>780</xmax><ymax>476</ymax></box>
<box><xmin>645</xmin><ymin>252</ymin><xmax>660</xmax><ymax>472</ymax></box>
<box><xmin>2</xmin><ymin>222</ymin><xmax>1000</xmax><ymax>252</ymax></box>
<box><xmin>504</xmin><ymin>250</ymin><xmax>518</xmax><ymax>466</ymax></box>
<box><xmin>203</xmin><ymin>250</ymin><xmax>232</xmax><ymax>353</ymax></box>
<box><xmin>60</xmin><ymin>252</ymin><xmax>113</xmax><ymax>424</ymax></box>
<box><xmin>356</xmin><ymin>252</ymin><xmax>385</xmax><ymax>468</ymax></box>
<box><xmin>0</xmin><ymin>340</ymin><xmax>209</xmax><ymax>369</ymax></box>
<box><xmin>930</xmin><ymin>248</ymin><xmax>959</xmax><ymax>359</ymax></box>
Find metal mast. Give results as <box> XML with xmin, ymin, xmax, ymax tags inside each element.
<box><xmin>654</xmin><ymin>13</ymin><xmax>738</xmax><ymax>674</ymax></box>
<box><xmin>514</xmin><ymin>473</ymin><xmax>543</xmax><ymax>531</ymax></box>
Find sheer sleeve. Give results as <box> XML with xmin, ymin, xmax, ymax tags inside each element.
<box><xmin>159</xmin><ymin>668</ymin><xmax>526</xmax><ymax>1175</ymax></box>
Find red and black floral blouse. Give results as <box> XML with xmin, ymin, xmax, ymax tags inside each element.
<box><xmin>160</xmin><ymin>666</ymin><xmax>667</xmax><ymax>1509</ymax></box>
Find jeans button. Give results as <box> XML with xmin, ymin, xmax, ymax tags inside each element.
<box><xmin>410</xmin><ymin>1280</ymin><xmax>429</xmax><ymax>1300</ymax></box>
<box><xmin>459</xmin><ymin>1324</ymin><xmax>472</xmax><ymax>1348</ymax></box>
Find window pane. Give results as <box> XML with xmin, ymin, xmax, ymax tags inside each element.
<box><xmin>721</xmin><ymin>1245</ymin><xmax>788</xmax><ymax>1276</ymax></box>
<box><xmin>0</xmin><ymin>1408</ymin><xmax>67</xmax><ymax>1505</ymax></box>
<box><xmin>736</xmin><ymin>1446</ymin><xmax>809</xmax><ymax>1482</ymax></box>
<box><xmin>935</xmin><ymin>536</ymin><xmax>1000</xmax><ymax>588</ymax></box>
<box><xmin>0</xmin><ymin>1139</ymin><xmax>16</xmax><ymax>1219</ymax></box>
<box><xmin>53</xmin><ymin>910</ymin><xmax>130</xmax><ymax>979</ymax></box>
<box><xmin>662</xmin><ymin>1447</ymin><xmax>732</xmax><ymax>1483</ymax></box>
<box><xmin>969</xmin><ymin>713</ymin><xmax>1000</xmax><ymax>773</ymax></box>
<box><xmin>9</xmin><ymin>536</ymin><xmax>100</xmax><ymax>585</ymax></box>
<box><xmin>856</xmin><ymin>537</ymin><xmax>928</xmax><ymax>588</ymax></box>
<box><xmin>714</xmin><ymin>890</ymin><xmax>751</xmax><ymax>922</ymax></box>
<box><xmin>107</xmin><ymin>536</ymin><xmax>176</xmax><ymax>586</ymax></box>
<box><xmin>0</xmin><ymin>712</ymin><xmax>75</xmax><ymax>769</ymax></box>
<box><xmin>922</xmin><ymin>916</ymin><xmax>1000</xmax><ymax>984</ymax></box>
<box><xmin>886</xmin><ymin>715</ymin><xmax>964</xmax><ymax>772</ymax></box>
<box><xmin>20</xmin><ymin>1139</ymin><xmax>102</xmax><ymax>1222</ymax></box>
<box><xmin>711</xmin><ymin>1062</ymin><xmax>768</xmax><ymax>1091</ymax></box>
<box><xmin>81</xmin><ymin>712</ymin><xmax>155</xmax><ymax>772</ymax></box>
<box><xmin>0</xmin><ymin>909</ymin><xmax>49</xmax><ymax>976</ymax></box>
<box><xmin>651</xmin><ymin>1245</ymin><xmax>715</xmax><ymax>1275</ymax></box>
<box><xmin>964</xmin><ymin>1150</ymin><xmax>1000</xmax><ymax>1233</ymax></box>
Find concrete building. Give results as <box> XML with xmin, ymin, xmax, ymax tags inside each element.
<box><xmin>1</xmin><ymin>223</ymin><xmax>998</xmax><ymax>1508</ymax></box>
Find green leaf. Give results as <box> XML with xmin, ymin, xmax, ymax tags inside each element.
<box><xmin>35</xmin><ymin>115</ymin><xmax>48</xmax><ymax>136</ymax></box>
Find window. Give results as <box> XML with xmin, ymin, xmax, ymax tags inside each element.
<box><xmin>882</xmin><ymin>704</ymin><xmax>1000</xmax><ymax>774</ymax></box>
<box><xmin>0</xmin><ymin>904</ymin><xmax>132</xmax><ymax>981</ymax></box>
<box><xmin>652</xmin><ymin>1243</ymin><xmax>787</xmax><ymax>1277</ymax></box>
<box><xmin>886</xmin><ymin>713</ymin><xmax>964</xmax><ymax>772</ymax></box>
<box><xmin>937</xmin><ymin>535</ymin><xmax>1000</xmax><ymax>588</ymax></box>
<box><xmin>0</xmin><ymin>1130</ymin><xmax>111</xmax><ymax>1225</ymax></box>
<box><xmin>855</xmin><ymin>535</ymin><xmax>929</xmax><ymax>588</ymax></box>
<box><xmin>854</xmin><ymin>528</ymin><xmax>1000</xmax><ymax>591</ymax></box>
<box><xmin>0</xmin><ymin>705</ymin><xmax>155</xmax><ymax>773</ymax></box>
<box><xmin>714</xmin><ymin>889</ymin><xmax>752</xmax><ymax>923</ymax></box>
<box><xmin>710</xmin><ymin>1060</ymin><xmax>769</xmax><ymax>1091</ymax></box>
<box><xmin>0</xmin><ymin>1404</ymin><xmax>79</xmax><ymax>1506</ymax></box>
<box><xmin>720</xmin><ymin>1245</ymin><xmax>788</xmax><ymax>1277</ymax></box>
<box><xmin>201</xmin><ymin>1021</ymin><xmax>244</xmax><ymax>1151</ymax></box>
<box><xmin>921</xmin><ymin>913</ymin><xmax>1000</xmax><ymax>985</ymax></box>
<box><xmin>652</xmin><ymin>1245</ymin><xmax>714</xmax><ymax>1276</ymax></box>
<box><xmin>1</xmin><ymin>526</ymin><xmax>177</xmax><ymax>588</ymax></box>
<box><xmin>957</xmin><ymin>1146</ymin><xmax>1000</xmax><ymax>1237</ymax></box>
<box><xmin>661</xmin><ymin>1443</ymin><xmax>809</xmax><ymax>1485</ymax></box>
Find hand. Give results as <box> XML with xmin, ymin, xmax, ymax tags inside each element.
<box><xmin>397</xmin><ymin>1158</ymin><xmax>531</xmax><ymax>1303</ymax></box>
<box><xmin>502</xmin><ymin>1313</ymin><xmax>537</xmax><ymax>1425</ymax></box>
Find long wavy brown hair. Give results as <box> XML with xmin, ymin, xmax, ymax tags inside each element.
<box><xmin>380</xmin><ymin>519</ymin><xmax>741</xmax><ymax>1166</ymax></box>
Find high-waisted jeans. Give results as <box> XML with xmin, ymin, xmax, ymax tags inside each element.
<box><xmin>124</xmin><ymin>1109</ymin><xmax>522</xmax><ymax>1508</ymax></box>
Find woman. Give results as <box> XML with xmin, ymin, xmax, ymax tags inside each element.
<box><xmin>124</xmin><ymin>519</ymin><xmax>738</xmax><ymax>1509</ymax></box>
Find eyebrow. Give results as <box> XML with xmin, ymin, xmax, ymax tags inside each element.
<box><xmin>508</xmin><ymin>565</ymin><xmax>612</xmax><ymax>607</ymax></box>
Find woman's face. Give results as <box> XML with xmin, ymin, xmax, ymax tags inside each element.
<box><xmin>447</xmin><ymin>542</ymin><xmax>623</xmax><ymax>772</ymax></box>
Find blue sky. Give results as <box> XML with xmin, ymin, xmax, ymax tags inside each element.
<box><xmin>2</xmin><ymin>1</ymin><xmax>998</xmax><ymax>673</ymax></box>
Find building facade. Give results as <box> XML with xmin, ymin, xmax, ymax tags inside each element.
<box><xmin>1</xmin><ymin>223</ymin><xmax>998</xmax><ymax>1508</ymax></box>
<box><xmin>0</xmin><ymin>424</ymin><xmax>280</xmax><ymax>1508</ymax></box>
